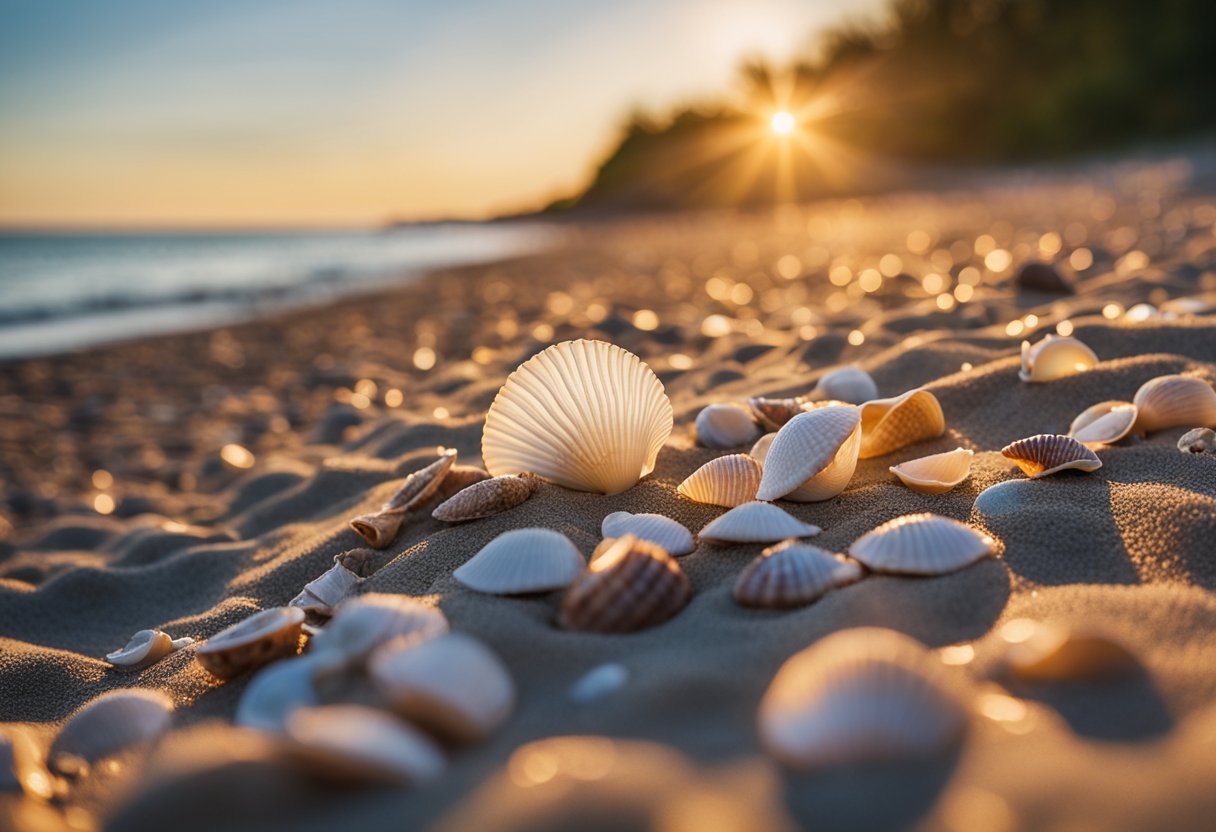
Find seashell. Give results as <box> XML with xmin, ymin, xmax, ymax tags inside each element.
<box><xmin>848</xmin><ymin>513</ymin><xmax>996</xmax><ymax>575</ymax></box>
<box><xmin>1018</xmin><ymin>334</ymin><xmax>1098</xmax><ymax>383</ymax></box>
<box><xmin>857</xmin><ymin>388</ymin><xmax>945</xmax><ymax>459</ymax></box>
<box><xmin>454</xmin><ymin>528</ymin><xmax>584</xmax><ymax>594</ymax></box>
<box><xmin>106</xmin><ymin>629</ymin><xmax>193</xmax><ymax>669</ymax></box>
<box><xmin>1159</xmin><ymin>294</ymin><xmax>1216</xmax><ymax>317</ymax></box>
<box><xmin>309</xmin><ymin>593</ymin><xmax>449</xmax><ymax>672</ymax></box>
<box><xmin>432</xmin><ymin>465</ymin><xmax>492</xmax><ymax>502</ymax></box>
<box><xmin>559</xmin><ymin>535</ymin><xmax>690</xmax><ymax>633</ymax></box>
<box><xmin>734</xmin><ymin>540</ymin><xmax>863</xmax><ymax>608</ymax></box>
<box><xmin>758</xmin><ymin>627</ymin><xmax>969</xmax><ymax>769</ymax></box>
<box><xmin>676</xmin><ymin>453</ymin><xmax>762</xmax><ymax>508</ymax></box>
<box><xmin>0</xmin><ymin>728</ymin><xmax>54</xmax><ymax>799</ymax></box>
<box><xmin>695</xmin><ymin>403</ymin><xmax>762</xmax><ymax>448</ymax></box>
<box><xmin>1131</xmin><ymin>374</ymin><xmax>1216</xmax><ymax>434</ymax></box>
<box><xmin>889</xmin><ymin>448</ymin><xmax>974</xmax><ymax>494</ymax></box>
<box><xmin>481</xmin><ymin>339</ymin><xmax>673</xmax><ymax>494</ymax></box>
<box><xmin>290</xmin><ymin>556</ymin><xmax>365</xmax><ymax>620</ymax></box>
<box><xmin>432</xmin><ymin>473</ymin><xmax>540</xmax><ymax>522</ymax></box>
<box><xmin>1178</xmin><ymin>427</ymin><xmax>1216</xmax><ymax>454</ymax></box>
<box><xmin>369</xmin><ymin>632</ymin><xmax>514</xmax><ymax>743</ymax></box>
<box><xmin>349</xmin><ymin>449</ymin><xmax>457</xmax><ymax>548</ymax></box>
<box><xmin>755</xmin><ymin>405</ymin><xmax>861</xmax><ymax>502</ymax></box>
<box><xmin>699</xmin><ymin>501</ymin><xmax>821</xmax><ymax>544</ymax></box>
<box><xmin>235</xmin><ymin>656</ymin><xmax>322</xmax><ymax>733</ymax></box>
<box><xmin>746</xmin><ymin>397</ymin><xmax>807</xmax><ymax>432</ymax></box>
<box><xmin>750</xmin><ymin>433</ymin><xmax>777</xmax><ymax>464</ymax></box>
<box><xmin>805</xmin><ymin>365</ymin><xmax>879</xmax><ymax>405</ymax></box>
<box><xmin>284</xmin><ymin>705</ymin><xmax>445</xmax><ymax>785</ymax></box>
<box><xmin>1068</xmin><ymin>401</ymin><xmax>1138</xmax><ymax>447</ymax></box>
<box><xmin>1013</xmin><ymin>260</ymin><xmax>1072</xmax><ymax>294</ymax></box>
<box><xmin>196</xmin><ymin>607</ymin><xmax>305</xmax><ymax>679</ymax></box>
<box><xmin>998</xmin><ymin>619</ymin><xmax>1139</xmax><ymax>682</ymax></box>
<box><xmin>1001</xmin><ymin>434</ymin><xmax>1102</xmax><ymax>478</ymax></box>
<box><xmin>601</xmin><ymin>510</ymin><xmax>695</xmax><ymax>556</ymax></box>
<box><xmin>49</xmin><ymin>690</ymin><xmax>174</xmax><ymax>774</ymax></box>
<box><xmin>568</xmin><ymin>662</ymin><xmax>629</xmax><ymax>704</ymax></box>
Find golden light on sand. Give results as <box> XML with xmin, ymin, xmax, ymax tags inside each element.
<box><xmin>939</xmin><ymin>644</ymin><xmax>976</xmax><ymax>665</ymax></box>
<box><xmin>632</xmin><ymin>309</ymin><xmax>659</xmax><ymax>331</ymax></box>
<box><xmin>858</xmin><ymin>269</ymin><xmax>882</xmax><ymax>293</ymax></box>
<box><xmin>701</xmin><ymin>315</ymin><xmax>732</xmax><ymax>337</ymax></box>
<box><xmin>984</xmin><ymin>248</ymin><xmax>1013</xmax><ymax>272</ymax></box>
<box><xmin>413</xmin><ymin>347</ymin><xmax>437</xmax><ymax>371</ymax></box>
<box><xmin>1005</xmin><ymin>320</ymin><xmax>1025</xmax><ymax>337</ymax></box>
<box><xmin>770</xmin><ymin>111</ymin><xmax>795</xmax><ymax>135</ymax></box>
<box><xmin>776</xmin><ymin>254</ymin><xmax>801</xmax><ymax>280</ymax></box>
<box><xmin>979</xmin><ymin>693</ymin><xmax>1030</xmax><ymax>725</ymax></box>
<box><xmin>669</xmin><ymin>353</ymin><xmax>693</xmax><ymax>370</ymax></box>
<box><xmin>383</xmin><ymin>388</ymin><xmax>404</xmax><ymax>407</ymax></box>
<box><xmin>1069</xmin><ymin>247</ymin><xmax>1094</xmax><ymax>270</ymax></box>
<box><xmin>847</xmin><ymin>329</ymin><xmax>865</xmax><ymax>346</ymax></box>
<box><xmin>93</xmin><ymin>493</ymin><xmax>115</xmax><ymax>515</ymax></box>
<box><xmin>1102</xmin><ymin>303</ymin><xmax>1124</xmax><ymax>320</ymax></box>
<box><xmin>922</xmin><ymin>273</ymin><xmax>945</xmax><ymax>294</ymax></box>
<box><xmin>220</xmin><ymin>443</ymin><xmax>255</xmax><ymax>469</ymax></box>
<box><xmin>432</xmin><ymin>406</ymin><xmax>450</xmax><ymax>420</ymax></box>
<box><xmin>349</xmin><ymin>393</ymin><xmax>371</xmax><ymax>409</ymax></box>
<box><xmin>1039</xmin><ymin>231</ymin><xmax>1063</xmax><ymax>255</ymax></box>
<box><xmin>879</xmin><ymin>254</ymin><xmax>903</xmax><ymax>277</ymax></box>
<box><xmin>1056</xmin><ymin>320</ymin><xmax>1074</xmax><ymax>336</ymax></box>
<box><xmin>953</xmin><ymin>284</ymin><xmax>974</xmax><ymax>303</ymax></box>
<box><xmin>91</xmin><ymin>469</ymin><xmax>113</xmax><ymax>490</ymax></box>
<box><xmin>906</xmin><ymin>229</ymin><xmax>932</xmax><ymax>254</ymax></box>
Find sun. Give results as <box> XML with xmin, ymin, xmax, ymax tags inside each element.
<box><xmin>770</xmin><ymin>110</ymin><xmax>795</xmax><ymax>135</ymax></box>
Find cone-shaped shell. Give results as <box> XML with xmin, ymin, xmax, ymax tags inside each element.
<box><xmin>1131</xmin><ymin>374</ymin><xmax>1216</xmax><ymax>434</ymax></box>
<box><xmin>696</xmin><ymin>403</ymin><xmax>762</xmax><ymax>448</ymax></box>
<box><xmin>889</xmin><ymin>448</ymin><xmax>974</xmax><ymax>494</ymax></box>
<box><xmin>849</xmin><ymin>513</ymin><xmax>996</xmax><ymax>575</ymax></box>
<box><xmin>349</xmin><ymin>450</ymin><xmax>458</xmax><ymax>547</ymax></box>
<box><xmin>677</xmin><ymin>453</ymin><xmax>761</xmax><ymax>508</ymax></box>
<box><xmin>758</xmin><ymin>627</ymin><xmax>969</xmax><ymax>769</ymax></box>
<box><xmin>750</xmin><ymin>433</ymin><xmax>777</xmax><ymax>464</ymax></box>
<box><xmin>559</xmin><ymin>535</ymin><xmax>690</xmax><ymax>632</ymax></box>
<box><xmin>50</xmin><ymin>690</ymin><xmax>174</xmax><ymax>774</ymax></box>
<box><xmin>309</xmin><ymin>594</ymin><xmax>448</xmax><ymax>671</ymax></box>
<box><xmin>235</xmin><ymin>656</ymin><xmax>322</xmax><ymax>732</ymax></box>
<box><xmin>369</xmin><ymin>632</ymin><xmax>515</xmax><ymax>743</ymax></box>
<box><xmin>998</xmin><ymin>619</ymin><xmax>1140</xmax><ymax>682</ymax></box>
<box><xmin>601</xmin><ymin>511</ymin><xmax>695</xmax><ymax>556</ymax></box>
<box><xmin>285</xmin><ymin>705</ymin><xmax>445</xmax><ymax>785</ymax></box>
<box><xmin>432</xmin><ymin>474</ymin><xmax>539</xmax><ymax>522</ymax></box>
<box><xmin>454</xmin><ymin>528</ymin><xmax>584</xmax><ymax>594</ymax></box>
<box><xmin>858</xmin><ymin>389</ymin><xmax>945</xmax><ymax>459</ymax></box>
<box><xmin>1068</xmin><ymin>401</ymin><xmax>1138</xmax><ymax>447</ymax></box>
<box><xmin>290</xmin><ymin>557</ymin><xmax>364</xmax><ymax>620</ymax></box>
<box><xmin>806</xmin><ymin>366</ymin><xmax>878</xmax><ymax>405</ymax></box>
<box><xmin>746</xmin><ymin>397</ymin><xmax>808</xmax><ymax>432</ymax></box>
<box><xmin>699</xmin><ymin>501</ymin><xmax>821</xmax><ymax>544</ymax></box>
<box><xmin>196</xmin><ymin>607</ymin><xmax>305</xmax><ymax>679</ymax></box>
<box><xmin>481</xmin><ymin>339</ymin><xmax>673</xmax><ymax>494</ymax></box>
<box><xmin>734</xmin><ymin>540</ymin><xmax>863</xmax><ymax>608</ymax></box>
<box><xmin>1018</xmin><ymin>335</ymin><xmax>1098</xmax><ymax>382</ymax></box>
<box><xmin>106</xmin><ymin>629</ymin><xmax>193</xmax><ymax>668</ymax></box>
<box><xmin>1001</xmin><ymin>434</ymin><xmax>1102</xmax><ymax>478</ymax></box>
<box><xmin>756</xmin><ymin>405</ymin><xmax>861</xmax><ymax>502</ymax></box>
<box><xmin>348</xmin><ymin>511</ymin><xmax>405</xmax><ymax>550</ymax></box>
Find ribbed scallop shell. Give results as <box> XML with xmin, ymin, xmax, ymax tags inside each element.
<box><xmin>601</xmin><ymin>511</ymin><xmax>695</xmax><ymax>556</ymax></box>
<box><xmin>734</xmin><ymin>540</ymin><xmax>863</xmax><ymax>608</ymax></box>
<box><xmin>805</xmin><ymin>366</ymin><xmax>878</xmax><ymax>405</ymax></box>
<box><xmin>1018</xmin><ymin>335</ymin><xmax>1098</xmax><ymax>382</ymax></box>
<box><xmin>699</xmin><ymin>501</ymin><xmax>821</xmax><ymax>544</ymax></box>
<box><xmin>196</xmin><ymin>607</ymin><xmax>305</xmax><ymax>679</ymax></box>
<box><xmin>106</xmin><ymin>629</ymin><xmax>193</xmax><ymax>668</ymax></box>
<box><xmin>889</xmin><ymin>448</ymin><xmax>974</xmax><ymax>494</ymax></box>
<box><xmin>1131</xmin><ymin>374</ymin><xmax>1216</xmax><ymax>434</ymax></box>
<box><xmin>481</xmin><ymin>340</ymin><xmax>673</xmax><ymax>494</ymax></box>
<box><xmin>750</xmin><ymin>433</ymin><xmax>777</xmax><ymax>464</ymax></box>
<box><xmin>454</xmin><ymin>528</ymin><xmax>584</xmax><ymax>594</ymax></box>
<box><xmin>756</xmin><ymin>405</ymin><xmax>861</xmax><ymax>502</ymax></box>
<box><xmin>677</xmin><ymin>453</ymin><xmax>762</xmax><ymax>507</ymax></box>
<box><xmin>696</xmin><ymin>403</ymin><xmax>762</xmax><ymax>448</ymax></box>
<box><xmin>746</xmin><ymin>397</ymin><xmax>808</xmax><ymax>432</ymax></box>
<box><xmin>758</xmin><ymin>627</ymin><xmax>969</xmax><ymax>769</ymax></box>
<box><xmin>285</xmin><ymin>705</ymin><xmax>445</xmax><ymax>785</ymax></box>
<box><xmin>432</xmin><ymin>474</ymin><xmax>540</xmax><ymax>522</ymax></box>
<box><xmin>849</xmin><ymin>513</ymin><xmax>996</xmax><ymax>575</ymax></box>
<box><xmin>1001</xmin><ymin>434</ymin><xmax>1102</xmax><ymax>478</ymax></box>
<box><xmin>559</xmin><ymin>535</ymin><xmax>690</xmax><ymax>633</ymax></box>
<box><xmin>998</xmin><ymin>619</ymin><xmax>1139</xmax><ymax>682</ymax></box>
<box><xmin>50</xmin><ymin>690</ymin><xmax>174</xmax><ymax>774</ymax></box>
<box><xmin>369</xmin><ymin>632</ymin><xmax>515</xmax><ymax>743</ymax></box>
<box><xmin>1068</xmin><ymin>401</ymin><xmax>1138</xmax><ymax>446</ymax></box>
<box><xmin>309</xmin><ymin>594</ymin><xmax>449</xmax><ymax>671</ymax></box>
<box><xmin>858</xmin><ymin>388</ymin><xmax>945</xmax><ymax>459</ymax></box>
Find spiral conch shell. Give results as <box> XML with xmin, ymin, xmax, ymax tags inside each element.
<box><xmin>1018</xmin><ymin>335</ymin><xmax>1098</xmax><ymax>382</ymax></box>
<box><xmin>755</xmin><ymin>405</ymin><xmax>861</xmax><ymax>502</ymax></box>
<box><xmin>1068</xmin><ymin>401</ymin><xmax>1138</xmax><ymax>447</ymax></box>
<box><xmin>1130</xmin><ymin>374</ymin><xmax>1216</xmax><ymax>434</ymax></box>
<box><xmin>857</xmin><ymin>388</ymin><xmax>945</xmax><ymax>459</ymax></box>
<box><xmin>696</xmin><ymin>403</ymin><xmax>762</xmax><ymax>448</ymax></box>
<box><xmin>481</xmin><ymin>340</ymin><xmax>673</xmax><ymax>494</ymax></box>
<box><xmin>289</xmin><ymin>550</ymin><xmax>371</xmax><ymax>621</ymax></box>
<box><xmin>889</xmin><ymin>448</ymin><xmax>973</xmax><ymax>494</ymax></box>
<box><xmin>677</xmin><ymin>454</ymin><xmax>762</xmax><ymax>508</ymax></box>
<box><xmin>734</xmin><ymin>540</ymin><xmax>863</xmax><ymax>608</ymax></box>
<box><xmin>106</xmin><ymin>629</ymin><xmax>194</xmax><ymax>669</ymax></box>
<box><xmin>559</xmin><ymin>535</ymin><xmax>691</xmax><ymax>633</ymax></box>
<box><xmin>1001</xmin><ymin>434</ymin><xmax>1102</xmax><ymax>478</ymax></box>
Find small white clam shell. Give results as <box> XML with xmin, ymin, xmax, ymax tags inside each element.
<box><xmin>734</xmin><ymin>540</ymin><xmax>863</xmax><ymax>608</ymax></box>
<box><xmin>676</xmin><ymin>453</ymin><xmax>762</xmax><ymax>508</ymax></box>
<box><xmin>106</xmin><ymin>629</ymin><xmax>193</xmax><ymax>669</ymax></box>
<box><xmin>695</xmin><ymin>403</ymin><xmax>762</xmax><ymax>448</ymax></box>
<box><xmin>1068</xmin><ymin>401</ymin><xmax>1138</xmax><ymax>447</ymax></box>
<box><xmin>1018</xmin><ymin>334</ymin><xmax>1098</xmax><ymax>382</ymax></box>
<box><xmin>755</xmin><ymin>405</ymin><xmax>861</xmax><ymax>502</ymax></box>
<box><xmin>1178</xmin><ymin>427</ymin><xmax>1216</xmax><ymax>454</ymax></box>
<box><xmin>235</xmin><ymin>656</ymin><xmax>322</xmax><ymax>733</ymax></box>
<box><xmin>858</xmin><ymin>388</ymin><xmax>945</xmax><ymax>459</ymax></box>
<box><xmin>568</xmin><ymin>663</ymin><xmax>629</xmax><ymax>704</ymax></box>
<box><xmin>369</xmin><ymin>632</ymin><xmax>514</xmax><ymax>743</ymax></box>
<box><xmin>889</xmin><ymin>448</ymin><xmax>974</xmax><ymax>494</ymax></box>
<box><xmin>196</xmin><ymin>607</ymin><xmax>305</xmax><ymax>679</ymax></box>
<box><xmin>309</xmin><ymin>593</ymin><xmax>449</xmax><ymax>672</ymax></box>
<box><xmin>997</xmin><ymin>619</ymin><xmax>1140</xmax><ymax>682</ymax></box>
<box><xmin>699</xmin><ymin>501</ymin><xmax>821</xmax><ymax>544</ymax></box>
<box><xmin>758</xmin><ymin>627</ymin><xmax>969</xmax><ymax>769</ymax></box>
<box><xmin>289</xmin><ymin>558</ymin><xmax>364</xmax><ymax>620</ymax></box>
<box><xmin>481</xmin><ymin>339</ymin><xmax>673</xmax><ymax>494</ymax></box>
<box><xmin>1001</xmin><ymin>434</ymin><xmax>1102</xmax><ymax>478</ymax></box>
<box><xmin>805</xmin><ymin>365</ymin><xmax>878</xmax><ymax>405</ymax></box>
<box><xmin>50</xmin><ymin>690</ymin><xmax>174</xmax><ymax>774</ymax></box>
<box><xmin>601</xmin><ymin>511</ymin><xmax>695</xmax><ymax>556</ymax></box>
<box><xmin>454</xmin><ymin>528</ymin><xmax>585</xmax><ymax>594</ymax></box>
<box><xmin>285</xmin><ymin>705</ymin><xmax>445</xmax><ymax>785</ymax></box>
<box><xmin>750</xmin><ymin>433</ymin><xmax>777</xmax><ymax>464</ymax></box>
<box><xmin>1131</xmin><ymin>374</ymin><xmax>1216</xmax><ymax>434</ymax></box>
<box><xmin>849</xmin><ymin>513</ymin><xmax>996</xmax><ymax>575</ymax></box>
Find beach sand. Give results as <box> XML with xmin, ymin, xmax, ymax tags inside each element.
<box><xmin>2</xmin><ymin>165</ymin><xmax>1216</xmax><ymax>830</ymax></box>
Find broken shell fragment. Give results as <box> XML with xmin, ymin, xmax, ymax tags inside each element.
<box><xmin>309</xmin><ymin>594</ymin><xmax>449</xmax><ymax>672</ymax></box>
<box><xmin>290</xmin><ymin>553</ymin><xmax>368</xmax><ymax>621</ymax></box>
<box><xmin>1131</xmin><ymin>374</ymin><xmax>1216</xmax><ymax>434</ymax></box>
<box><xmin>601</xmin><ymin>511</ymin><xmax>695</xmax><ymax>556</ymax></box>
<box><xmin>349</xmin><ymin>449</ymin><xmax>457</xmax><ymax>548</ymax></box>
<box><xmin>696</xmin><ymin>403</ymin><xmax>762</xmax><ymax>448</ymax></box>
<box><xmin>858</xmin><ymin>388</ymin><xmax>945</xmax><ymax>459</ymax></box>
<box><xmin>849</xmin><ymin>513</ymin><xmax>996</xmax><ymax>575</ymax></box>
<box><xmin>106</xmin><ymin>629</ymin><xmax>194</xmax><ymax>669</ymax></box>
<box><xmin>432</xmin><ymin>473</ymin><xmax>540</xmax><ymax>522</ymax></box>
<box><xmin>734</xmin><ymin>540</ymin><xmax>863</xmax><ymax>608</ymax></box>
<box><xmin>746</xmin><ymin>397</ymin><xmax>808</xmax><ymax>432</ymax></box>
<box><xmin>1001</xmin><ymin>434</ymin><xmax>1102</xmax><ymax>478</ymax></box>
<box><xmin>998</xmin><ymin>619</ymin><xmax>1140</xmax><ymax>682</ymax></box>
<box><xmin>699</xmin><ymin>501</ymin><xmax>821</xmax><ymax>544</ymax></box>
<box><xmin>749</xmin><ymin>433</ymin><xmax>777</xmax><ymax>465</ymax></box>
<box><xmin>49</xmin><ymin>690</ymin><xmax>174</xmax><ymax>775</ymax></box>
<box><xmin>676</xmin><ymin>453</ymin><xmax>762</xmax><ymax>508</ymax></box>
<box><xmin>196</xmin><ymin>607</ymin><xmax>305</xmax><ymax>679</ymax></box>
<box><xmin>1178</xmin><ymin>427</ymin><xmax>1216</xmax><ymax>454</ymax></box>
<box><xmin>889</xmin><ymin>448</ymin><xmax>974</xmax><ymax>494</ymax></box>
<box><xmin>454</xmin><ymin>528</ymin><xmax>584</xmax><ymax>594</ymax></box>
<box><xmin>755</xmin><ymin>405</ymin><xmax>861</xmax><ymax>502</ymax></box>
<box><xmin>284</xmin><ymin>705</ymin><xmax>445</xmax><ymax>785</ymax></box>
<box><xmin>805</xmin><ymin>365</ymin><xmax>878</xmax><ymax>405</ymax></box>
<box><xmin>559</xmin><ymin>535</ymin><xmax>691</xmax><ymax>633</ymax></box>
<box><xmin>1018</xmin><ymin>335</ymin><xmax>1098</xmax><ymax>383</ymax></box>
<box><xmin>1068</xmin><ymin>401</ymin><xmax>1139</xmax><ymax>447</ymax></box>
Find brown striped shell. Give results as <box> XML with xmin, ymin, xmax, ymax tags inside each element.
<box><xmin>734</xmin><ymin>540</ymin><xmax>863</xmax><ymax>608</ymax></box>
<box><xmin>1001</xmin><ymin>434</ymin><xmax>1102</xmax><ymax>478</ymax></box>
<box><xmin>432</xmin><ymin>473</ymin><xmax>540</xmax><ymax>522</ymax></box>
<box><xmin>558</xmin><ymin>535</ymin><xmax>690</xmax><ymax>633</ymax></box>
<box><xmin>676</xmin><ymin>453</ymin><xmax>762</xmax><ymax>507</ymax></box>
<box><xmin>746</xmin><ymin>396</ymin><xmax>808</xmax><ymax>432</ymax></box>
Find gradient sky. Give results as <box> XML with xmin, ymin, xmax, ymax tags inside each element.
<box><xmin>0</xmin><ymin>0</ymin><xmax>884</xmax><ymax>227</ymax></box>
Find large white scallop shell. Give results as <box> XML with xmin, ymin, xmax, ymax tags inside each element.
<box><xmin>695</xmin><ymin>403</ymin><xmax>762</xmax><ymax>448</ymax></box>
<box><xmin>858</xmin><ymin>388</ymin><xmax>945</xmax><ymax>459</ymax></box>
<box><xmin>196</xmin><ymin>607</ymin><xmax>305</xmax><ymax>679</ymax></box>
<box><xmin>676</xmin><ymin>453</ymin><xmax>762</xmax><ymax>507</ymax></box>
<box><xmin>1068</xmin><ymin>401</ymin><xmax>1139</xmax><ymax>447</ymax></box>
<box><xmin>849</xmin><ymin>513</ymin><xmax>996</xmax><ymax>575</ymax></box>
<box><xmin>1131</xmin><ymin>374</ymin><xmax>1216</xmax><ymax>434</ymax></box>
<box><xmin>1001</xmin><ymin>434</ymin><xmax>1102</xmax><ymax>478</ymax></box>
<box><xmin>309</xmin><ymin>594</ymin><xmax>449</xmax><ymax>672</ymax></box>
<box><xmin>755</xmin><ymin>405</ymin><xmax>861</xmax><ymax>502</ymax></box>
<box><xmin>454</xmin><ymin>528</ymin><xmax>585</xmax><ymax>594</ymax></box>
<box><xmin>1018</xmin><ymin>334</ymin><xmax>1098</xmax><ymax>382</ymax></box>
<box><xmin>699</xmin><ymin>501</ymin><xmax>821</xmax><ymax>544</ymax></box>
<box><xmin>284</xmin><ymin>705</ymin><xmax>445</xmax><ymax>785</ymax></box>
<box><xmin>734</xmin><ymin>540</ymin><xmax>863</xmax><ymax>608</ymax></box>
<box><xmin>805</xmin><ymin>365</ymin><xmax>878</xmax><ymax>404</ymax></box>
<box><xmin>49</xmin><ymin>690</ymin><xmax>174</xmax><ymax>774</ymax></box>
<box><xmin>106</xmin><ymin>629</ymin><xmax>194</xmax><ymax>669</ymax></box>
<box><xmin>481</xmin><ymin>339</ymin><xmax>673</xmax><ymax>494</ymax></box>
<box><xmin>758</xmin><ymin>627</ymin><xmax>969</xmax><ymax>769</ymax></box>
<box><xmin>889</xmin><ymin>448</ymin><xmax>974</xmax><ymax>494</ymax></box>
<box><xmin>601</xmin><ymin>511</ymin><xmax>695</xmax><ymax>556</ymax></box>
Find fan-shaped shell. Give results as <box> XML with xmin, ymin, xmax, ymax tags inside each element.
<box><xmin>677</xmin><ymin>453</ymin><xmax>761</xmax><ymax>507</ymax></box>
<box><xmin>369</xmin><ymin>632</ymin><xmax>515</xmax><ymax>743</ymax></box>
<box><xmin>849</xmin><ymin>513</ymin><xmax>996</xmax><ymax>575</ymax></box>
<box><xmin>806</xmin><ymin>366</ymin><xmax>878</xmax><ymax>405</ymax></box>
<box><xmin>746</xmin><ymin>397</ymin><xmax>807</xmax><ymax>432</ymax></box>
<box><xmin>285</xmin><ymin>705</ymin><xmax>445</xmax><ymax>785</ymax></box>
<box><xmin>454</xmin><ymin>528</ymin><xmax>584</xmax><ymax>594</ymax></box>
<box><xmin>432</xmin><ymin>474</ymin><xmax>539</xmax><ymax>522</ymax></box>
<box><xmin>889</xmin><ymin>448</ymin><xmax>974</xmax><ymax>494</ymax></box>
<box><xmin>699</xmin><ymin>501</ymin><xmax>821</xmax><ymax>544</ymax></box>
<box><xmin>1131</xmin><ymin>374</ymin><xmax>1216</xmax><ymax>434</ymax></box>
<box><xmin>196</xmin><ymin>607</ymin><xmax>305</xmax><ymax>679</ymax></box>
<box><xmin>309</xmin><ymin>594</ymin><xmax>449</xmax><ymax>672</ymax></box>
<box><xmin>756</xmin><ymin>405</ymin><xmax>861</xmax><ymax>502</ymax></box>
<box><xmin>998</xmin><ymin>619</ymin><xmax>1139</xmax><ymax>682</ymax></box>
<box><xmin>601</xmin><ymin>511</ymin><xmax>695</xmax><ymax>556</ymax></box>
<box><xmin>559</xmin><ymin>535</ymin><xmax>690</xmax><ymax>633</ymax></box>
<box><xmin>1001</xmin><ymin>434</ymin><xmax>1102</xmax><ymax>478</ymax></box>
<box><xmin>236</xmin><ymin>656</ymin><xmax>322</xmax><ymax>732</ymax></box>
<box><xmin>695</xmin><ymin>403</ymin><xmax>762</xmax><ymax>448</ymax></box>
<box><xmin>858</xmin><ymin>388</ymin><xmax>945</xmax><ymax>459</ymax></box>
<box><xmin>758</xmin><ymin>627</ymin><xmax>969</xmax><ymax>769</ymax></box>
<box><xmin>481</xmin><ymin>339</ymin><xmax>673</xmax><ymax>494</ymax></box>
<box><xmin>290</xmin><ymin>557</ymin><xmax>365</xmax><ymax>620</ymax></box>
<box><xmin>1018</xmin><ymin>335</ymin><xmax>1098</xmax><ymax>382</ymax></box>
<box><xmin>1068</xmin><ymin>401</ymin><xmax>1138</xmax><ymax>447</ymax></box>
<box><xmin>50</xmin><ymin>690</ymin><xmax>174</xmax><ymax>774</ymax></box>
<box><xmin>106</xmin><ymin>629</ymin><xmax>193</xmax><ymax>669</ymax></box>
<box><xmin>750</xmin><ymin>433</ymin><xmax>777</xmax><ymax>464</ymax></box>
<box><xmin>734</xmin><ymin>540</ymin><xmax>863</xmax><ymax>608</ymax></box>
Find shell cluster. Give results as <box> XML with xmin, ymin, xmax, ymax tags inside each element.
<box><xmin>1065</xmin><ymin>375</ymin><xmax>1216</xmax><ymax>448</ymax></box>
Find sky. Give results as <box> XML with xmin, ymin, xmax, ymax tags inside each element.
<box><xmin>0</xmin><ymin>0</ymin><xmax>884</xmax><ymax>228</ymax></box>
